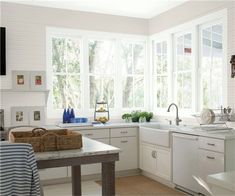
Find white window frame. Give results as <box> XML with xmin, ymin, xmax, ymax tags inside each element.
<box><xmin>46</xmin><ymin>27</ymin><xmax>148</xmax><ymax>119</ymax></box>
<box><xmin>150</xmin><ymin>9</ymin><xmax>227</xmax><ymax>116</ymax></box>
<box><xmin>119</xmin><ymin>39</ymin><xmax>146</xmax><ymax>110</ymax></box>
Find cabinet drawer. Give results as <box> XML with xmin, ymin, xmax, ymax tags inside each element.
<box><xmin>78</xmin><ymin>129</ymin><xmax>109</xmax><ymax>139</ymax></box>
<box><xmin>110</xmin><ymin>127</ymin><xmax>137</xmax><ymax>138</ymax></box>
<box><xmin>199</xmin><ymin>137</ymin><xmax>224</xmax><ymax>153</ymax></box>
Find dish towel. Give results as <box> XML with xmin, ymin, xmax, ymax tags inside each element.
<box><xmin>0</xmin><ymin>141</ymin><xmax>41</xmax><ymax>196</ymax></box>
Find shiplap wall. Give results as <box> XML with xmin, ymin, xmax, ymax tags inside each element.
<box><xmin>0</xmin><ymin>2</ymin><xmax>234</xmax><ymax>126</ymax></box>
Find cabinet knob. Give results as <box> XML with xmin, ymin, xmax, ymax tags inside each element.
<box><xmin>151</xmin><ymin>151</ymin><xmax>156</xmax><ymax>158</ymax></box>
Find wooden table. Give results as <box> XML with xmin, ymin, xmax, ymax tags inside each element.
<box><xmin>35</xmin><ymin>137</ymin><xmax>120</xmax><ymax>196</ymax></box>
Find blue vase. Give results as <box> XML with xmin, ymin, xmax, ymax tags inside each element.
<box><xmin>70</xmin><ymin>108</ymin><xmax>75</xmax><ymax>119</ymax></box>
<box><xmin>66</xmin><ymin>108</ymin><xmax>70</xmax><ymax>123</ymax></box>
<box><xmin>63</xmin><ymin>109</ymin><xmax>67</xmax><ymax>123</ymax></box>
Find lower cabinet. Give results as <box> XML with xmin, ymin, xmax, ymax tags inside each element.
<box><xmin>198</xmin><ymin>149</ymin><xmax>224</xmax><ymax>195</ymax></box>
<box><xmin>39</xmin><ymin>167</ymin><xmax>67</xmax><ymax>180</ymax></box>
<box><xmin>110</xmin><ymin>136</ymin><xmax>138</xmax><ymax>171</ymax></box>
<box><xmin>140</xmin><ymin>142</ymin><xmax>171</xmax><ymax>181</ymax></box>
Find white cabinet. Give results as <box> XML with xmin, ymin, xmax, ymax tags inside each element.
<box><xmin>140</xmin><ymin>142</ymin><xmax>171</xmax><ymax>181</ymax></box>
<box><xmin>110</xmin><ymin>137</ymin><xmax>138</xmax><ymax>171</ymax></box>
<box><xmin>39</xmin><ymin>167</ymin><xmax>67</xmax><ymax>180</ymax></box>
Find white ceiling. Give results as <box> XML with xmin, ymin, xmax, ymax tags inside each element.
<box><xmin>4</xmin><ymin>0</ymin><xmax>188</xmax><ymax>19</ymax></box>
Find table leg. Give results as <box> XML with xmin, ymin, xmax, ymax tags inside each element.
<box><xmin>102</xmin><ymin>161</ymin><xmax>115</xmax><ymax>196</ymax></box>
<box><xmin>72</xmin><ymin>165</ymin><xmax>81</xmax><ymax>196</ymax></box>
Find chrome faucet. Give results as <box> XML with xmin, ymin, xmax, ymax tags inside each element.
<box><xmin>167</xmin><ymin>103</ymin><xmax>182</xmax><ymax>126</ymax></box>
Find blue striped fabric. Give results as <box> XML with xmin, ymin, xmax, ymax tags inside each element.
<box><xmin>0</xmin><ymin>142</ymin><xmax>41</xmax><ymax>196</ymax></box>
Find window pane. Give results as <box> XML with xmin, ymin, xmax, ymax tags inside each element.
<box><xmin>120</xmin><ymin>42</ymin><xmax>132</xmax><ymax>75</ymax></box>
<box><xmin>134</xmin><ymin>76</ymin><xmax>144</xmax><ymax>107</ymax></box>
<box><xmin>89</xmin><ymin>40</ymin><xmax>115</xmax><ymax>74</ymax></box>
<box><xmin>67</xmin><ymin>75</ymin><xmax>81</xmax><ymax>108</ymax></box>
<box><xmin>89</xmin><ymin>76</ymin><xmax>114</xmax><ymax>108</ymax></box>
<box><xmin>53</xmin><ymin>75</ymin><xmax>66</xmax><ymax>109</ymax></box>
<box><xmin>154</xmin><ymin>41</ymin><xmax>168</xmax><ymax>109</ymax></box>
<box><xmin>133</xmin><ymin>44</ymin><xmax>144</xmax><ymax>74</ymax></box>
<box><xmin>67</xmin><ymin>39</ymin><xmax>80</xmax><ymax>73</ymax></box>
<box><xmin>52</xmin><ymin>38</ymin><xmax>66</xmax><ymax>73</ymax></box>
<box><xmin>201</xmin><ymin>24</ymin><xmax>223</xmax><ymax>109</ymax></box>
<box><xmin>175</xmin><ymin>33</ymin><xmax>192</xmax><ymax>109</ymax></box>
<box><xmin>123</xmin><ymin>77</ymin><xmax>133</xmax><ymax>108</ymax></box>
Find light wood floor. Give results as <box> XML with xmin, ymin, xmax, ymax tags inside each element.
<box><xmin>43</xmin><ymin>175</ymin><xmax>184</xmax><ymax>196</ymax></box>
<box><xmin>97</xmin><ymin>175</ymin><xmax>184</xmax><ymax>196</ymax></box>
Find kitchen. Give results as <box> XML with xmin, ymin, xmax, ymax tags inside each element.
<box><xmin>0</xmin><ymin>0</ymin><xmax>235</xmax><ymax>196</ymax></box>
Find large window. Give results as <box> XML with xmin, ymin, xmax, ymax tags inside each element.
<box><xmin>120</xmin><ymin>41</ymin><xmax>145</xmax><ymax>108</ymax></box>
<box><xmin>151</xmin><ymin>11</ymin><xmax>226</xmax><ymax>113</ymax></box>
<box><xmin>52</xmin><ymin>36</ymin><xmax>81</xmax><ymax>109</ymax></box>
<box><xmin>174</xmin><ymin>33</ymin><xmax>193</xmax><ymax>109</ymax></box>
<box><xmin>89</xmin><ymin>39</ymin><xmax>115</xmax><ymax>108</ymax></box>
<box><xmin>153</xmin><ymin>40</ymin><xmax>168</xmax><ymax>108</ymax></box>
<box><xmin>200</xmin><ymin>23</ymin><xmax>223</xmax><ymax>109</ymax></box>
<box><xmin>48</xmin><ymin>29</ymin><xmax>147</xmax><ymax>115</ymax></box>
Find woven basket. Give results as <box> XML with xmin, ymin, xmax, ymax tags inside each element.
<box><xmin>9</xmin><ymin>127</ymin><xmax>83</xmax><ymax>152</ymax></box>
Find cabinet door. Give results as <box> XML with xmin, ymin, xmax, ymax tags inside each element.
<box><xmin>156</xmin><ymin>148</ymin><xmax>171</xmax><ymax>180</ymax></box>
<box><xmin>39</xmin><ymin>167</ymin><xmax>67</xmax><ymax>180</ymax></box>
<box><xmin>140</xmin><ymin>143</ymin><xmax>157</xmax><ymax>174</ymax></box>
<box><xmin>110</xmin><ymin>137</ymin><xmax>138</xmax><ymax>171</ymax></box>
<box><xmin>198</xmin><ymin>149</ymin><xmax>224</xmax><ymax>195</ymax></box>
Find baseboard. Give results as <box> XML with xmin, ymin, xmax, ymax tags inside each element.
<box><xmin>41</xmin><ymin>169</ymin><xmax>141</xmax><ymax>185</ymax></box>
<box><xmin>141</xmin><ymin>170</ymin><xmax>175</xmax><ymax>188</ymax></box>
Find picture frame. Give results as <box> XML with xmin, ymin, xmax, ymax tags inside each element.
<box><xmin>11</xmin><ymin>107</ymin><xmax>29</xmax><ymax>126</ymax></box>
<box><xmin>30</xmin><ymin>71</ymin><xmax>46</xmax><ymax>91</ymax></box>
<box><xmin>12</xmin><ymin>71</ymin><xmax>30</xmax><ymax>91</ymax></box>
<box><xmin>29</xmin><ymin>106</ymin><xmax>45</xmax><ymax>126</ymax></box>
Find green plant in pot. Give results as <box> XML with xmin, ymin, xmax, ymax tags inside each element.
<box><xmin>139</xmin><ymin>112</ymin><xmax>153</xmax><ymax>122</ymax></box>
<box><xmin>131</xmin><ymin>111</ymin><xmax>141</xmax><ymax>122</ymax></box>
<box><xmin>121</xmin><ymin>113</ymin><xmax>132</xmax><ymax>122</ymax></box>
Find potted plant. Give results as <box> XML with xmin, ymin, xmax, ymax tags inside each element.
<box><xmin>131</xmin><ymin>111</ymin><xmax>141</xmax><ymax>122</ymax></box>
<box><xmin>121</xmin><ymin>113</ymin><xmax>132</xmax><ymax>122</ymax></box>
<box><xmin>139</xmin><ymin>111</ymin><xmax>153</xmax><ymax>122</ymax></box>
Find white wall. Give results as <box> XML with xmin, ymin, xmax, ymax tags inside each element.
<box><xmin>0</xmin><ymin>1</ymin><xmax>234</xmax><ymax>126</ymax></box>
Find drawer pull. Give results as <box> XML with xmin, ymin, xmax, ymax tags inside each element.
<box><xmin>151</xmin><ymin>151</ymin><xmax>156</xmax><ymax>158</ymax></box>
<box><xmin>121</xmin><ymin>140</ymin><xmax>128</xmax><ymax>143</ymax></box>
<box><xmin>85</xmin><ymin>133</ymin><xmax>93</xmax><ymax>136</ymax></box>
<box><xmin>120</xmin><ymin>131</ymin><xmax>128</xmax><ymax>134</ymax></box>
<box><xmin>206</xmin><ymin>156</ymin><xmax>215</xmax><ymax>160</ymax></box>
<box><xmin>207</xmin><ymin>143</ymin><xmax>215</xmax><ymax>146</ymax></box>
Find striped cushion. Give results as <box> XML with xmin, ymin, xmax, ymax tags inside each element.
<box><xmin>0</xmin><ymin>142</ymin><xmax>41</xmax><ymax>196</ymax></box>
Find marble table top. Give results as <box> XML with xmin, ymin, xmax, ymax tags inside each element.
<box><xmin>207</xmin><ymin>171</ymin><xmax>235</xmax><ymax>192</ymax></box>
<box><xmin>35</xmin><ymin>137</ymin><xmax>120</xmax><ymax>161</ymax></box>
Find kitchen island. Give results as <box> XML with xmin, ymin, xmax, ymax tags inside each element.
<box><xmin>36</xmin><ymin>137</ymin><xmax>120</xmax><ymax>196</ymax></box>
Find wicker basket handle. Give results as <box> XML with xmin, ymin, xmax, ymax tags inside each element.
<box><xmin>32</xmin><ymin>127</ymin><xmax>47</xmax><ymax>136</ymax></box>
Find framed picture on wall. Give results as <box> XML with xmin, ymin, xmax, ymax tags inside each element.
<box><xmin>12</xmin><ymin>71</ymin><xmax>30</xmax><ymax>91</ymax></box>
<box><xmin>29</xmin><ymin>106</ymin><xmax>45</xmax><ymax>126</ymax></box>
<box><xmin>30</xmin><ymin>71</ymin><xmax>46</xmax><ymax>91</ymax></box>
<box><xmin>11</xmin><ymin>107</ymin><xmax>29</xmax><ymax>126</ymax></box>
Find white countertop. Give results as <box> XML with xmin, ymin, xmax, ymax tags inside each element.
<box><xmin>207</xmin><ymin>171</ymin><xmax>235</xmax><ymax>192</ymax></box>
<box><xmin>35</xmin><ymin>137</ymin><xmax>120</xmax><ymax>161</ymax></box>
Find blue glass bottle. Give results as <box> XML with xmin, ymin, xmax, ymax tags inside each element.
<box><xmin>63</xmin><ymin>109</ymin><xmax>67</xmax><ymax>123</ymax></box>
<box><xmin>70</xmin><ymin>108</ymin><xmax>75</xmax><ymax>119</ymax></box>
<box><xmin>66</xmin><ymin>108</ymin><xmax>70</xmax><ymax>123</ymax></box>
